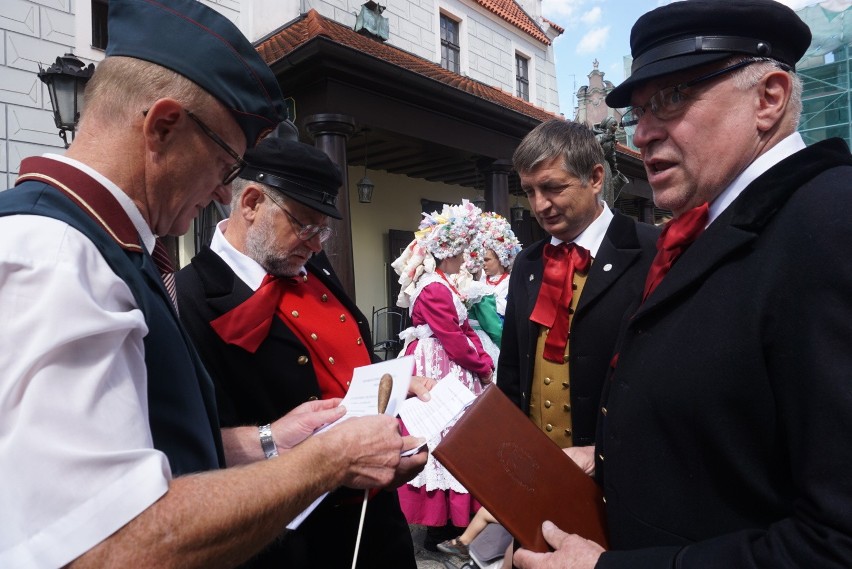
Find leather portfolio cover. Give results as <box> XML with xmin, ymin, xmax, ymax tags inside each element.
<box><xmin>433</xmin><ymin>386</ymin><xmax>609</xmax><ymax>552</ymax></box>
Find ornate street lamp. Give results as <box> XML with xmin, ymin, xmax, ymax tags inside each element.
<box><xmin>38</xmin><ymin>53</ymin><xmax>95</xmax><ymax>148</ymax></box>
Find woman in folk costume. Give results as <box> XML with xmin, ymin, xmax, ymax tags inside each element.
<box><xmin>392</xmin><ymin>200</ymin><xmax>495</xmax><ymax>547</ymax></box>
<box><xmin>454</xmin><ymin>232</ymin><xmax>502</xmax><ymax>376</ymax></box>
<box><xmin>479</xmin><ymin>213</ymin><xmax>521</xmax><ymax>318</ymax></box>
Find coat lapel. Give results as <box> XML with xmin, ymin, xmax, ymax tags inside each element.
<box><xmin>576</xmin><ymin>212</ymin><xmax>642</xmax><ymax>314</ymax></box>
<box><xmin>634</xmin><ymin>139</ymin><xmax>852</xmax><ymax>321</ymax></box>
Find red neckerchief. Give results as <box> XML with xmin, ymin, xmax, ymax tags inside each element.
<box><xmin>485</xmin><ymin>272</ymin><xmax>509</xmax><ymax>286</ymax></box>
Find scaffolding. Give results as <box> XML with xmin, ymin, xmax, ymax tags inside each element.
<box><xmin>797</xmin><ymin>2</ymin><xmax>852</xmax><ymax>147</ymax></box>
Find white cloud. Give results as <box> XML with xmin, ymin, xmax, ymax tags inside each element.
<box><xmin>541</xmin><ymin>0</ymin><xmax>584</xmax><ymax>19</ymax></box>
<box><xmin>576</xmin><ymin>26</ymin><xmax>610</xmax><ymax>54</ymax></box>
<box><xmin>580</xmin><ymin>6</ymin><xmax>603</xmax><ymax>24</ymax></box>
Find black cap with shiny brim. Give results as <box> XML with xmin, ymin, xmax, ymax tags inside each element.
<box><xmin>239</xmin><ymin>138</ymin><xmax>343</xmax><ymax>219</ymax></box>
<box><xmin>606</xmin><ymin>0</ymin><xmax>811</xmax><ymax>109</ymax></box>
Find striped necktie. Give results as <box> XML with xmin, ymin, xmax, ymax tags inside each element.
<box><xmin>153</xmin><ymin>238</ymin><xmax>178</xmax><ymax>311</ymax></box>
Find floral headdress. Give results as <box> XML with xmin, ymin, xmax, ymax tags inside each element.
<box><xmin>480</xmin><ymin>213</ymin><xmax>521</xmax><ymax>269</ymax></box>
<box><xmin>391</xmin><ymin>200</ymin><xmax>482</xmax><ymax>308</ymax></box>
<box><xmin>463</xmin><ymin>220</ymin><xmax>487</xmax><ymax>275</ymax></box>
<box><xmin>415</xmin><ymin>199</ymin><xmax>483</xmax><ymax>260</ymax></box>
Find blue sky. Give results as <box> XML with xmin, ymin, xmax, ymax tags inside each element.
<box><xmin>541</xmin><ymin>0</ymin><xmax>828</xmax><ymax>117</ymax></box>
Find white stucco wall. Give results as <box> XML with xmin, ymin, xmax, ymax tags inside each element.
<box><xmin>305</xmin><ymin>0</ymin><xmax>559</xmax><ymax>113</ymax></box>
<box><xmin>345</xmin><ymin>165</ymin><xmax>479</xmax><ymax>319</ymax></box>
<box><xmin>1</xmin><ymin>0</ymin><xmax>558</xmax><ymax>186</ymax></box>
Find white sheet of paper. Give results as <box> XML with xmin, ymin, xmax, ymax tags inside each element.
<box><xmin>397</xmin><ymin>372</ymin><xmax>475</xmax><ymax>443</ymax></box>
<box><xmin>286</xmin><ymin>356</ymin><xmax>415</xmax><ymax>530</ymax></box>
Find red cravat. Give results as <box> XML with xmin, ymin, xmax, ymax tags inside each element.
<box><xmin>152</xmin><ymin>238</ymin><xmax>178</xmax><ymax>311</ymax></box>
<box><xmin>211</xmin><ymin>274</ymin><xmax>286</xmax><ymax>353</ymax></box>
<box><xmin>530</xmin><ymin>242</ymin><xmax>591</xmax><ymax>363</ymax></box>
<box><xmin>642</xmin><ymin>202</ymin><xmax>709</xmax><ymax>302</ymax></box>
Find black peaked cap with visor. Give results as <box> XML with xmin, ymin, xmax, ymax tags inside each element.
<box><xmin>239</xmin><ymin>138</ymin><xmax>344</xmax><ymax>220</ymax></box>
<box><xmin>606</xmin><ymin>0</ymin><xmax>812</xmax><ymax>109</ymax></box>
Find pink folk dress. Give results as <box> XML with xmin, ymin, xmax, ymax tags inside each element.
<box><xmin>397</xmin><ymin>271</ymin><xmax>494</xmax><ymax>527</ymax></box>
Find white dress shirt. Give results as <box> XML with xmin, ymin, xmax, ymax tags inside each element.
<box><xmin>0</xmin><ymin>156</ymin><xmax>170</xmax><ymax>568</ymax></box>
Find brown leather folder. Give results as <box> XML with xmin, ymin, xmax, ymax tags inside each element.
<box><xmin>433</xmin><ymin>385</ymin><xmax>609</xmax><ymax>552</ymax></box>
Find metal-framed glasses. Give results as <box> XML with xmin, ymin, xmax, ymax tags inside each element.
<box><xmin>621</xmin><ymin>60</ymin><xmax>760</xmax><ymax>129</ymax></box>
<box><xmin>183</xmin><ymin>109</ymin><xmax>247</xmax><ymax>185</ymax></box>
<box><xmin>263</xmin><ymin>190</ymin><xmax>334</xmax><ymax>243</ymax></box>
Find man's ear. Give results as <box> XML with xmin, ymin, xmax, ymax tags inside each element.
<box><xmin>142</xmin><ymin>98</ymin><xmax>184</xmax><ymax>151</ymax></box>
<box><xmin>589</xmin><ymin>163</ymin><xmax>605</xmax><ymax>196</ymax></box>
<box><xmin>756</xmin><ymin>70</ymin><xmax>792</xmax><ymax>133</ymax></box>
<box><xmin>240</xmin><ymin>184</ymin><xmax>265</xmax><ymax>221</ymax></box>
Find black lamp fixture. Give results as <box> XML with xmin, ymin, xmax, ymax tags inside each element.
<box><xmin>38</xmin><ymin>53</ymin><xmax>95</xmax><ymax>148</ymax></box>
<box><xmin>511</xmin><ymin>194</ymin><xmax>525</xmax><ymax>222</ymax></box>
<box><xmin>472</xmin><ymin>189</ymin><xmax>486</xmax><ymax>210</ymax></box>
<box><xmin>356</xmin><ymin>128</ymin><xmax>375</xmax><ymax>203</ymax></box>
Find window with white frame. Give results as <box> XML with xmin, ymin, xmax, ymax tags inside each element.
<box><xmin>440</xmin><ymin>15</ymin><xmax>461</xmax><ymax>74</ymax></box>
<box><xmin>516</xmin><ymin>53</ymin><xmax>529</xmax><ymax>101</ymax></box>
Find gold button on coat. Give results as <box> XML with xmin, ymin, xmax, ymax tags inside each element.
<box><xmin>563</xmin><ymin>355</ymin><xmax>569</xmax><ymax>363</ymax></box>
<box><xmin>357</xmin><ymin>337</ymin><xmax>363</xmax><ymax>345</ymax></box>
<box><xmin>339</xmin><ymin>314</ymin><xmax>346</xmax><ymax>322</ymax></box>
<box><xmin>544</xmin><ymin>400</ymin><xmax>552</xmax><ymax>408</ymax></box>
<box><xmin>543</xmin><ymin>377</ymin><xmax>552</xmax><ymax>385</ymax></box>
<box><xmin>310</xmin><ymin>333</ymin><xmax>318</xmax><ymax>341</ymax></box>
<box><xmin>563</xmin><ymin>404</ymin><xmax>572</xmax><ymax>412</ymax></box>
<box><xmin>291</xmin><ymin>310</ymin><xmax>299</xmax><ymax>318</ymax></box>
<box><xmin>564</xmin><ymin>428</ymin><xmax>572</xmax><ymax>436</ymax></box>
<box><xmin>297</xmin><ymin>355</ymin><xmax>309</xmax><ymax>365</ymax></box>
<box><xmin>545</xmin><ymin>424</ymin><xmax>553</xmax><ymax>432</ymax></box>
<box><xmin>328</xmin><ymin>357</ymin><xmax>335</xmax><ymax>365</ymax></box>
<box><xmin>321</xmin><ymin>294</ymin><xmax>328</xmax><ymax>302</ymax></box>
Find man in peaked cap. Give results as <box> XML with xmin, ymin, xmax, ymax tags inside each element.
<box><xmin>514</xmin><ymin>1</ymin><xmax>852</xmax><ymax>568</ymax></box>
<box><xmin>176</xmin><ymin>137</ymin><xmax>426</xmax><ymax>568</ymax></box>
<box><xmin>0</xmin><ymin>0</ymin><xmax>415</xmax><ymax>567</ymax></box>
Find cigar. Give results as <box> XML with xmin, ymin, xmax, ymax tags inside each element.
<box><xmin>378</xmin><ymin>373</ymin><xmax>393</xmax><ymax>414</ymax></box>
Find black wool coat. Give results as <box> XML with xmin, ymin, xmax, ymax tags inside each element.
<box><xmin>596</xmin><ymin>139</ymin><xmax>852</xmax><ymax>568</ymax></box>
<box><xmin>497</xmin><ymin>210</ymin><xmax>659</xmax><ymax>445</ymax></box>
<box><xmin>176</xmin><ymin>249</ymin><xmax>415</xmax><ymax>569</ymax></box>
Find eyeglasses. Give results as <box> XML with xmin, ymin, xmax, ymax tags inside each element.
<box><xmin>183</xmin><ymin>109</ymin><xmax>247</xmax><ymax>185</ymax></box>
<box><xmin>263</xmin><ymin>190</ymin><xmax>333</xmax><ymax>243</ymax></box>
<box><xmin>621</xmin><ymin>60</ymin><xmax>759</xmax><ymax>129</ymax></box>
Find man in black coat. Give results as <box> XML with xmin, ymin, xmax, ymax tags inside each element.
<box><xmin>498</xmin><ymin>119</ymin><xmax>658</xmax><ymax>467</ymax></box>
<box><xmin>513</xmin><ymin>1</ymin><xmax>852</xmax><ymax>568</ymax></box>
<box><xmin>177</xmin><ymin>138</ymin><xmax>422</xmax><ymax>569</ymax></box>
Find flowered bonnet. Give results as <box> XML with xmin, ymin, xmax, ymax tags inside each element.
<box><xmin>480</xmin><ymin>213</ymin><xmax>521</xmax><ymax>268</ymax></box>
<box><xmin>391</xmin><ymin>200</ymin><xmax>483</xmax><ymax>308</ymax></box>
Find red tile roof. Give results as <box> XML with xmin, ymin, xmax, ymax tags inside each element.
<box><xmin>541</xmin><ymin>16</ymin><xmax>564</xmax><ymax>35</ymax></box>
<box><xmin>256</xmin><ymin>10</ymin><xmax>558</xmax><ymax>123</ymax></box>
<box><xmin>472</xmin><ymin>0</ymin><xmax>550</xmax><ymax>44</ymax></box>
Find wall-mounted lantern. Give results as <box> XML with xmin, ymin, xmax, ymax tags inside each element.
<box><xmin>38</xmin><ymin>53</ymin><xmax>95</xmax><ymax>148</ymax></box>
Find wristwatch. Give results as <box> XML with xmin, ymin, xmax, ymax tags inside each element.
<box><xmin>258</xmin><ymin>424</ymin><xmax>279</xmax><ymax>459</ymax></box>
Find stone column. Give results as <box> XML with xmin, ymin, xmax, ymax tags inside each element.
<box><xmin>304</xmin><ymin>113</ymin><xmax>357</xmax><ymax>299</ymax></box>
<box><xmin>477</xmin><ymin>158</ymin><xmax>513</xmax><ymax>217</ymax></box>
